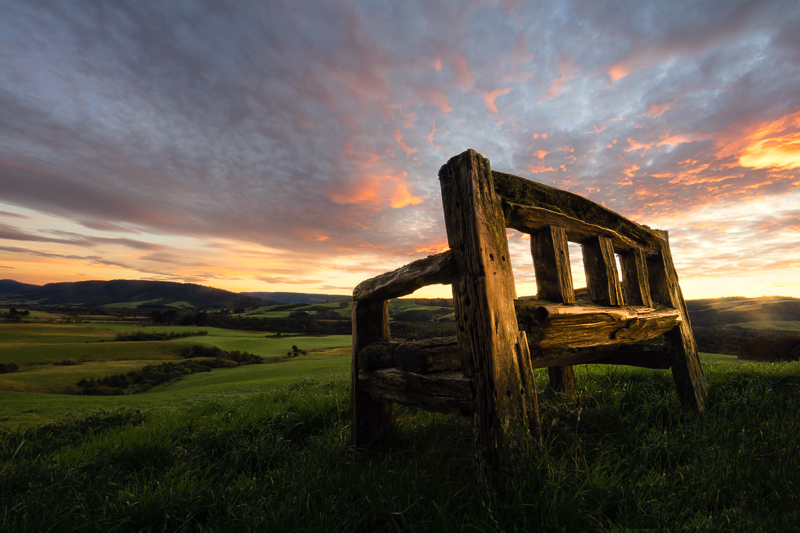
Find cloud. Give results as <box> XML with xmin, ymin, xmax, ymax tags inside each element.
<box><xmin>1</xmin><ymin>0</ymin><xmax>799</xmax><ymax>298</ymax></box>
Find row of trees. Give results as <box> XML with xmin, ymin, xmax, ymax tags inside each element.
<box><xmin>2</xmin><ymin>308</ymin><xmax>30</xmax><ymax>321</ymax></box>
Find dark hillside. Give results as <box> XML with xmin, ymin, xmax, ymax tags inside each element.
<box><xmin>686</xmin><ymin>296</ymin><xmax>800</xmax><ymax>328</ymax></box>
<box><xmin>0</xmin><ymin>279</ymin><xmax>278</xmax><ymax>309</ymax></box>
<box><xmin>0</xmin><ymin>279</ymin><xmax>40</xmax><ymax>295</ymax></box>
<box><xmin>241</xmin><ymin>291</ymin><xmax>350</xmax><ymax>304</ymax></box>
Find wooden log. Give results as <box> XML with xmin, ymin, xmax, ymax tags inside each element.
<box><xmin>515</xmin><ymin>331</ymin><xmax>542</xmax><ymax>441</ymax></box>
<box><xmin>527</xmin><ymin>343</ymin><xmax>672</xmax><ymax>369</ymax></box>
<box><xmin>353</xmin><ymin>250</ymin><xmax>456</xmax><ymax>301</ymax></box>
<box><xmin>493</xmin><ymin>171</ymin><xmax>664</xmax><ymax>252</ymax></box>
<box><xmin>529</xmin><ymin>225</ymin><xmax>577</xmax><ymax>395</ymax></box>
<box><xmin>439</xmin><ymin>149</ymin><xmax>541</xmax><ymax>492</ymax></box>
<box><xmin>351</xmin><ymin>300</ymin><xmax>395</xmax><ymax>446</ymax></box>
<box><xmin>531</xmin><ymin>225</ymin><xmax>575</xmax><ymax>304</ymax></box>
<box><xmin>548</xmin><ymin>366</ymin><xmax>576</xmax><ymax>395</ymax></box>
<box><xmin>582</xmin><ymin>235</ymin><xmax>623</xmax><ymax>306</ymax></box>
<box><xmin>396</xmin><ymin>336</ymin><xmax>460</xmax><ymax>374</ymax></box>
<box><xmin>504</xmin><ymin>201</ymin><xmax>651</xmax><ymax>253</ymax></box>
<box><xmin>358</xmin><ymin>368</ymin><xmax>473</xmax><ymax>416</ymax></box>
<box><xmin>619</xmin><ymin>248</ymin><xmax>653</xmax><ymax>307</ymax></box>
<box><xmin>358</xmin><ymin>341</ymin><xmax>399</xmax><ymax>371</ymax></box>
<box><xmin>647</xmin><ymin>238</ymin><xmax>708</xmax><ymax>412</ymax></box>
<box><xmin>515</xmin><ymin>300</ymin><xmax>682</xmax><ymax>349</ymax></box>
<box><xmin>356</xmin><ymin>336</ymin><xmax>461</xmax><ymax>373</ymax></box>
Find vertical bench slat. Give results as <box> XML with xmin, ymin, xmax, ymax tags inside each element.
<box><xmin>530</xmin><ymin>225</ymin><xmax>577</xmax><ymax>395</ymax></box>
<box><xmin>620</xmin><ymin>248</ymin><xmax>653</xmax><ymax>307</ymax></box>
<box><xmin>531</xmin><ymin>225</ymin><xmax>575</xmax><ymax>304</ymax></box>
<box><xmin>439</xmin><ymin>149</ymin><xmax>540</xmax><ymax>491</ymax></box>
<box><xmin>647</xmin><ymin>239</ymin><xmax>708</xmax><ymax>412</ymax></box>
<box><xmin>582</xmin><ymin>235</ymin><xmax>623</xmax><ymax>306</ymax></box>
<box><xmin>351</xmin><ymin>299</ymin><xmax>395</xmax><ymax>446</ymax></box>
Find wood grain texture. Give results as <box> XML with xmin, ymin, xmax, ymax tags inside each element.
<box><xmin>353</xmin><ymin>250</ymin><xmax>456</xmax><ymax>301</ymax></box>
<box><xmin>350</xmin><ymin>300</ymin><xmax>395</xmax><ymax>446</ymax></box>
<box><xmin>531</xmin><ymin>225</ymin><xmax>575</xmax><ymax>303</ymax></box>
<box><xmin>527</xmin><ymin>342</ymin><xmax>672</xmax><ymax>369</ymax></box>
<box><xmin>493</xmin><ymin>171</ymin><xmax>663</xmax><ymax>252</ymax></box>
<box><xmin>439</xmin><ymin>149</ymin><xmax>540</xmax><ymax>491</ymax></box>
<box><xmin>620</xmin><ymin>248</ymin><xmax>653</xmax><ymax>307</ymax></box>
<box><xmin>515</xmin><ymin>301</ymin><xmax>682</xmax><ymax>349</ymax></box>
<box><xmin>647</xmin><ymin>239</ymin><xmax>708</xmax><ymax>412</ymax></box>
<box><xmin>530</xmin><ymin>225</ymin><xmax>577</xmax><ymax>394</ymax></box>
<box><xmin>359</xmin><ymin>368</ymin><xmax>473</xmax><ymax>416</ymax></box>
<box><xmin>582</xmin><ymin>235</ymin><xmax>624</xmax><ymax>306</ymax></box>
<box><xmin>357</xmin><ymin>336</ymin><xmax>460</xmax><ymax>374</ymax></box>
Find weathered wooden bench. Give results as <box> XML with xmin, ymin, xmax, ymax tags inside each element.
<box><xmin>351</xmin><ymin>149</ymin><xmax>707</xmax><ymax>489</ymax></box>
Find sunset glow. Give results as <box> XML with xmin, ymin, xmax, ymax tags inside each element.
<box><xmin>1</xmin><ymin>1</ymin><xmax>799</xmax><ymax>299</ymax></box>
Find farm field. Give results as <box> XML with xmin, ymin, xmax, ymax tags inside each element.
<box><xmin>0</xmin><ymin>319</ymin><xmax>351</xmax><ymax>398</ymax></box>
<box><xmin>1</xmin><ymin>350</ymin><xmax>798</xmax><ymax>532</ymax></box>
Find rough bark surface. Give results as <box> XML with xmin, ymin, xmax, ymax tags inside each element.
<box><xmin>529</xmin><ymin>225</ymin><xmax>576</xmax><ymax>394</ymax></box>
<box><xmin>359</xmin><ymin>368</ymin><xmax>473</xmax><ymax>416</ymax></box>
<box><xmin>620</xmin><ymin>248</ymin><xmax>653</xmax><ymax>307</ymax></box>
<box><xmin>357</xmin><ymin>336</ymin><xmax>461</xmax><ymax>374</ymax></box>
<box><xmin>531</xmin><ymin>225</ymin><xmax>575</xmax><ymax>303</ymax></box>
<box><xmin>527</xmin><ymin>343</ymin><xmax>672</xmax><ymax>369</ymax></box>
<box><xmin>647</xmin><ymin>240</ymin><xmax>708</xmax><ymax>412</ymax></box>
<box><xmin>351</xmin><ymin>300</ymin><xmax>394</xmax><ymax>446</ymax></box>
<box><xmin>396</xmin><ymin>336</ymin><xmax>461</xmax><ymax>374</ymax></box>
<box><xmin>582</xmin><ymin>235</ymin><xmax>624</xmax><ymax>306</ymax></box>
<box><xmin>353</xmin><ymin>250</ymin><xmax>456</xmax><ymax>301</ymax></box>
<box><xmin>439</xmin><ymin>149</ymin><xmax>540</xmax><ymax>492</ymax></box>
<box><xmin>494</xmin><ymin>171</ymin><xmax>664</xmax><ymax>252</ymax></box>
<box><xmin>515</xmin><ymin>301</ymin><xmax>682</xmax><ymax>349</ymax></box>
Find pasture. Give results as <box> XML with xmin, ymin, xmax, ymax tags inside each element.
<box><xmin>0</xmin><ymin>320</ymin><xmax>350</xmax><ymax>396</ymax></box>
<box><xmin>1</xmin><ymin>352</ymin><xmax>798</xmax><ymax>531</ymax></box>
<box><xmin>1</xmin><ymin>315</ymin><xmax>798</xmax><ymax>531</ymax></box>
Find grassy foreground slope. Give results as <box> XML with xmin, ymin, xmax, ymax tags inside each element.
<box><xmin>1</xmin><ymin>354</ymin><xmax>799</xmax><ymax>532</ymax></box>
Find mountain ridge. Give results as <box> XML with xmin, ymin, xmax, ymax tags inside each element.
<box><xmin>0</xmin><ymin>279</ymin><xmax>278</xmax><ymax>309</ymax></box>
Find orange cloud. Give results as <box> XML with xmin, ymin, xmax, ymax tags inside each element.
<box><xmin>390</xmin><ymin>180</ymin><xmax>423</xmax><ymax>208</ymax></box>
<box><xmin>330</xmin><ymin>161</ymin><xmax>422</xmax><ymax>209</ymax></box>
<box><xmin>534</xmin><ymin>150</ymin><xmax>547</xmax><ymax>159</ymax></box>
<box><xmin>426</xmin><ymin>119</ymin><xmax>440</xmax><ymax>150</ymax></box>
<box><xmin>740</xmin><ymin>131</ymin><xmax>800</xmax><ymax>170</ymax></box>
<box><xmin>622</xmin><ymin>164</ymin><xmax>639</xmax><ymax>178</ymax></box>
<box><xmin>394</xmin><ymin>129</ymin><xmax>417</xmax><ymax>157</ymax></box>
<box><xmin>609</xmin><ymin>63</ymin><xmax>632</xmax><ymax>82</ymax></box>
<box><xmin>544</xmin><ymin>57</ymin><xmax>579</xmax><ymax>99</ymax></box>
<box><xmin>481</xmin><ymin>87</ymin><xmax>511</xmax><ymax>114</ymax></box>
<box><xmin>529</xmin><ymin>165</ymin><xmax>555</xmax><ymax>173</ymax></box>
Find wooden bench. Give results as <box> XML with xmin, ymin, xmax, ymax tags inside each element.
<box><xmin>350</xmin><ymin>149</ymin><xmax>707</xmax><ymax>490</ymax></box>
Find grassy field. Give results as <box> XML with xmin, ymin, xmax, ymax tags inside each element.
<box><xmin>0</xmin><ymin>352</ymin><xmax>798</xmax><ymax>531</ymax></box>
<box><xmin>0</xmin><ymin>320</ymin><xmax>350</xmax><ymax>396</ymax></box>
<box><xmin>729</xmin><ymin>320</ymin><xmax>800</xmax><ymax>331</ymax></box>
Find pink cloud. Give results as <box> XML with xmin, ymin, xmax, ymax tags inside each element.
<box><xmin>481</xmin><ymin>87</ymin><xmax>511</xmax><ymax>114</ymax></box>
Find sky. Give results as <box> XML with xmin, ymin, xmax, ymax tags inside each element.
<box><xmin>1</xmin><ymin>0</ymin><xmax>800</xmax><ymax>301</ymax></box>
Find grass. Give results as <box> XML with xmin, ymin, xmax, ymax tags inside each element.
<box><xmin>0</xmin><ymin>359</ymin><xmax>186</xmax><ymax>393</ymax></box>
<box><xmin>1</xmin><ymin>353</ymin><xmax>799</xmax><ymax>531</ymax></box>
<box><xmin>729</xmin><ymin>320</ymin><xmax>800</xmax><ymax>331</ymax></box>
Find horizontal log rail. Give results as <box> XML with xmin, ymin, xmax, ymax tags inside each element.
<box><xmin>358</xmin><ymin>368</ymin><xmax>473</xmax><ymax>416</ymax></box>
<box><xmin>503</xmin><ymin>201</ymin><xmax>662</xmax><ymax>253</ymax></box>
<box><xmin>528</xmin><ymin>343</ymin><xmax>672</xmax><ymax>369</ymax></box>
<box><xmin>493</xmin><ymin>170</ymin><xmax>664</xmax><ymax>252</ymax></box>
<box><xmin>358</xmin><ymin>336</ymin><xmax>460</xmax><ymax>374</ymax></box>
<box><xmin>352</xmin><ymin>250</ymin><xmax>456</xmax><ymax>302</ymax></box>
<box><xmin>516</xmin><ymin>301</ymin><xmax>682</xmax><ymax>349</ymax></box>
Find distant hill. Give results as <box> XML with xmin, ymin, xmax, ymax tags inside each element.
<box><xmin>686</xmin><ymin>296</ymin><xmax>800</xmax><ymax>330</ymax></box>
<box><xmin>0</xmin><ymin>279</ymin><xmax>277</xmax><ymax>309</ymax></box>
<box><xmin>241</xmin><ymin>291</ymin><xmax>350</xmax><ymax>304</ymax></box>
